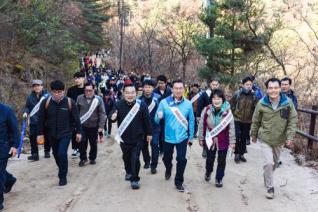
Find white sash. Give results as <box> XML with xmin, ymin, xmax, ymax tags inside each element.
<box><xmin>148</xmin><ymin>99</ymin><xmax>156</xmax><ymax>113</ymax></box>
<box><xmin>115</xmin><ymin>100</ymin><xmax>141</xmax><ymax>143</ymax></box>
<box><xmin>205</xmin><ymin>110</ymin><xmax>233</xmax><ymax>150</ymax></box>
<box><xmin>191</xmin><ymin>92</ymin><xmax>201</xmax><ymax>103</ymax></box>
<box><xmin>206</xmin><ymin>89</ymin><xmax>212</xmax><ymax>97</ymax></box>
<box><xmin>29</xmin><ymin>96</ymin><xmax>47</xmax><ymax>117</ymax></box>
<box><xmin>169</xmin><ymin>106</ymin><xmax>188</xmax><ymax>130</ymax></box>
<box><xmin>80</xmin><ymin>97</ymin><xmax>99</xmax><ymax>124</ymax></box>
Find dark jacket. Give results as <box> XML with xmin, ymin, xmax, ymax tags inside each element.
<box><xmin>103</xmin><ymin>97</ymin><xmax>115</xmax><ymax>116</ymax></box>
<box><xmin>283</xmin><ymin>90</ymin><xmax>298</xmax><ymax>109</ymax></box>
<box><xmin>153</xmin><ymin>87</ymin><xmax>172</xmax><ymax>102</ymax></box>
<box><xmin>197</xmin><ymin>90</ymin><xmax>211</xmax><ymax>117</ymax></box>
<box><xmin>112</xmin><ymin>99</ymin><xmax>152</xmax><ymax>144</ymax></box>
<box><xmin>139</xmin><ymin>93</ymin><xmax>160</xmax><ymax>134</ymax></box>
<box><xmin>0</xmin><ymin>103</ymin><xmax>19</xmax><ymax>159</ymax></box>
<box><xmin>67</xmin><ymin>86</ymin><xmax>84</xmax><ymax>102</ymax></box>
<box><xmin>38</xmin><ymin>97</ymin><xmax>82</xmax><ymax>140</ymax></box>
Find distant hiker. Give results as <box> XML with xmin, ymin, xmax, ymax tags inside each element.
<box><xmin>230</xmin><ymin>76</ymin><xmax>258</xmax><ymax>163</ymax></box>
<box><xmin>0</xmin><ymin>103</ymin><xmax>19</xmax><ymax>210</ymax></box>
<box><xmin>111</xmin><ymin>84</ymin><xmax>152</xmax><ymax>190</ymax></box>
<box><xmin>67</xmin><ymin>72</ymin><xmax>85</xmax><ymax>157</ymax></box>
<box><xmin>23</xmin><ymin>79</ymin><xmax>50</xmax><ymax>160</ymax></box>
<box><xmin>281</xmin><ymin>77</ymin><xmax>298</xmax><ymax>109</ymax></box>
<box><xmin>103</xmin><ymin>90</ymin><xmax>115</xmax><ymax>138</ymax></box>
<box><xmin>251</xmin><ymin>78</ymin><xmax>297</xmax><ymax>199</ymax></box>
<box><xmin>38</xmin><ymin>80</ymin><xmax>82</xmax><ymax>186</ymax></box>
<box><xmin>188</xmin><ymin>83</ymin><xmax>201</xmax><ymax>137</ymax></box>
<box><xmin>198</xmin><ymin>89</ymin><xmax>235</xmax><ymax>187</ymax></box>
<box><xmin>77</xmin><ymin>83</ymin><xmax>106</xmax><ymax>167</ymax></box>
<box><xmin>155</xmin><ymin>79</ymin><xmax>195</xmax><ymax>192</ymax></box>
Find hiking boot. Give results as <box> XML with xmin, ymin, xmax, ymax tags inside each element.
<box><xmin>131</xmin><ymin>181</ymin><xmax>140</xmax><ymax>190</ymax></box>
<box><xmin>59</xmin><ymin>178</ymin><xmax>67</xmax><ymax>186</ymax></box>
<box><xmin>165</xmin><ymin>170</ymin><xmax>171</xmax><ymax>180</ymax></box>
<box><xmin>240</xmin><ymin>155</ymin><xmax>247</xmax><ymax>162</ymax></box>
<box><xmin>4</xmin><ymin>177</ymin><xmax>16</xmax><ymax>193</ymax></box>
<box><xmin>176</xmin><ymin>185</ymin><xmax>185</xmax><ymax>192</ymax></box>
<box><xmin>44</xmin><ymin>152</ymin><xmax>50</xmax><ymax>158</ymax></box>
<box><xmin>151</xmin><ymin>168</ymin><xmax>157</xmax><ymax>174</ymax></box>
<box><xmin>215</xmin><ymin>179</ymin><xmax>223</xmax><ymax>188</ymax></box>
<box><xmin>266</xmin><ymin>187</ymin><xmax>275</xmax><ymax>199</ymax></box>
<box><xmin>202</xmin><ymin>148</ymin><xmax>207</xmax><ymax>158</ymax></box>
<box><xmin>144</xmin><ymin>162</ymin><xmax>150</xmax><ymax>169</ymax></box>
<box><xmin>90</xmin><ymin>160</ymin><xmax>96</xmax><ymax>165</ymax></box>
<box><xmin>28</xmin><ymin>154</ymin><xmax>39</xmax><ymax>161</ymax></box>
<box><xmin>234</xmin><ymin>154</ymin><xmax>240</xmax><ymax>163</ymax></box>
<box><xmin>125</xmin><ymin>174</ymin><xmax>132</xmax><ymax>181</ymax></box>
<box><xmin>79</xmin><ymin>160</ymin><xmax>86</xmax><ymax>167</ymax></box>
<box><xmin>205</xmin><ymin>172</ymin><xmax>211</xmax><ymax>182</ymax></box>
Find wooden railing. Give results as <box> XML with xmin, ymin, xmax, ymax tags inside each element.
<box><xmin>296</xmin><ymin>106</ymin><xmax>318</xmax><ymax>148</ymax></box>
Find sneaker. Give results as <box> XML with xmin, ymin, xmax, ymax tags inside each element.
<box><xmin>131</xmin><ymin>181</ymin><xmax>140</xmax><ymax>190</ymax></box>
<box><xmin>59</xmin><ymin>178</ymin><xmax>67</xmax><ymax>186</ymax></box>
<box><xmin>76</xmin><ymin>149</ymin><xmax>80</xmax><ymax>156</ymax></box>
<box><xmin>107</xmin><ymin>134</ymin><xmax>111</xmax><ymax>138</ymax></box>
<box><xmin>151</xmin><ymin>168</ymin><xmax>157</xmax><ymax>174</ymax></box>
<box><xmin>72</xmin><ymin>149</ymin><xmax>77</xmax><ymax>157</ymax></box>
<box><xmin>240</xmin><ymin>155</ymin><xmax>247</xmax><ymax>162</ymax></box>
<box><xmin>202</xmin><ymin>148</ymin><xmax>207</xmax><ymax>158</ymax></box>
<box><xmin>28</xmin><ymin>154</ymin><xmax>39</xmax><ymax>161</ymax></box>
<box><xmin>234</xmin><ymin>154</ymin><xmax>240</xmax><ymax>163</ymax></box>
<box><xmin>165</xmin><ymin>170</ymin><xmax>171</xmax><ymax>180</ymax></box>
<box><xmin>176</xmin><ymin>185</ymin><xmax>185</xmax><ymax>192</ymax></box>
<box><xmin>90</xmin><ymin>160</ymin><xmax>96</xmax><ymax>165</ymax></box>
<box><xmin>79</xmin><ymin>160</ymin><xmax>86</xmax><ymax>167</ymax></box>
<box><xmin>144</xmin><ymin>162</ymin><xmax>150</xmax><ymax>169</ymax></box>
<box><xmin>4</xmin><ymin>177</ymin><xmax>16</xmax><ymax>193</ymax></box>
<box><xmin>266</xmin><ymin>187</ymin><xmax>275</xmax><ymax>199</ymax></box>
<box><xmin>205</xmin><ymin>172</ymin><xmax>211</xmax><ymax>182</ymax></box>
<box><xmin>44</xmin><ymin>152</ymin><xmax>50</xmax><ymax>158</ymax></box>
<box><xmin>215</xmin><ymin>179</ymin><xmax>223</xmax><ymax>188</ymax></box>
<box><xmin>125</xmin><ymin>174</ymin><xmax>132</xmax><ymax>181</ymax></box>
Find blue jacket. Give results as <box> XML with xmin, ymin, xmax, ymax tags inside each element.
<box><xmin>0</xmin><ymin>103</ymin><xmax>19</xmax><ymax>159</ymax></box>
<box><xmin>139</xmin><ymin>93</ymin><xmax>160</xmax><ymax>134</ymax></box>
<box><xmin>24</xmin><ymin>90</ymin><xmax>49</xmax><ymax>127</ymax></box>
<box><xmin>155</xmin><ymin>95</ymin><xmax>195</xmax><ymax>144</ymax></box>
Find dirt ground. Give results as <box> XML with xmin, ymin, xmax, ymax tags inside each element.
<box><xmin>3</xmin><ymin>134</ymin><xmax>318</xmax><ymax>212</ymax></box>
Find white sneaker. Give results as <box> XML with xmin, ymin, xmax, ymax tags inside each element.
<box><xmin>72</xmin><ymin>149</ymin><xmax>77</xmax><ymax>157</ymax></box>
<box><xmin>266</xmin><ymin>187</ymin><xmax>275</xmax><ymax>199</ymax></box>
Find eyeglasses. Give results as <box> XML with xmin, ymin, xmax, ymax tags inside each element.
<box><xmin>85</xmin><ymin>89</ymin><xmax>94</xmax><ymax>92</ymax></box>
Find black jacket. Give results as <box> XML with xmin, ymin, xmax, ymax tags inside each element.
<box><xmin>197</xmin><ymin>91</ymin><xmax>211</xmax><ymax>117</ymax></box>
<box><xmin>153</xmin><ymin>87</ymin><xmax>172</xmax><ymax>102</ymax></box>
<box><xmin>112</xmin><ymin>99</ymin><xmax>152</xmax><ymax>144</ymax></box>
<box><xmin>67</xmin><ymin>86</ymin><xmax>84</xmax><ymax>101</ymax></box>
<box><xmin>38</xmin><ymin>97</ymin><xmax>82</xmax><ymax>140</ymax></box>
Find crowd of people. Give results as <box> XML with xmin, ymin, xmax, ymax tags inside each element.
<box><xmin>0</xmin><ymin>52</ymin><xmax>300</xmax><ymax>210</ymax></box>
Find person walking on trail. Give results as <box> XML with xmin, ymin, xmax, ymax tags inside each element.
<box><xmin>139</xmin><ymin>80</ymin><xmax>161</xmax><ymax>174</ymax></box>
<box><xmin>197</xmin><ymin>79</ymin><xmax>220</xmax><ymax>158</ymax></box>
<box><xmin>37</xmin><ymin>80</ymin><xmax>82</xmax><ymax>186</ymax></box>
<box><xmin>155</xmin><ymin>79</ymin><xmax>195</xmax><ymax>192</ymax></box>
<box><xmin>281</xmin><ymin>77</ymin><xmax>298</xmax><ymax>109</ymax></box>
<box><xmin>198</xmin><ymin>89</ymin><xmax>235</xmax><ymax>188</ymax></box>
<box><xmin>230</xmin><ymin>76</ymin><xmax>258</xmax><ymax>163</ymax></box>
<box><xmin>0</xmin><ymin>103</ymin><xmax>19</xmax><ymax>210</ymax></box>
<box><xmin>23</xmin><ymin>79</ymin><xmax>50</xmax><ymax>160</ymax></box>
<box><xmin>103</xmin><ymin>90</ymin><xmax>115</xmax><ymax>138</ymax></box>
<box><xmin>251</xmin><ymin>78</ymin><xmax>297</xmax><ymax>199</ymax></box>
<box><xmin>67</xmin><ymin>72</ymin><xmax>85</xmax><ymax>157</ymax></box>
<box><xmin>111</xmin><ymin>84</ymin><xmax>152</xmax><ymax>190</ymax></box>
<box><xmin>188</xmin><ymin>83</ymin><xmax>201</xmax><ymax>138</ymax></box>
<box><xmin>77</xmin><ymin>83</ymin><xmax>106</xmax><ymax>167</ymax></box>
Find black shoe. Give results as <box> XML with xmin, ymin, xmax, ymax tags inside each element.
<box><xmin>144</xmin><ymin>162</ymin><xmax>150</xmax><ymax>169</ymax></box>
<box><xmin>125</xmin><ymin>174</ymin><xmax>132</xmax><ymax>181</ymax></box>
<box><xmin>165</xmin><ymin>170</ymin><xmax>171</xmax><ymax>180</ymax></box>
<box><xmin>59</xmin><ymin>178</ymin><xmax>67</xmax><ymax>186</ymax></box>
<box><xmin>44</xmin><ymin>152</ymin><xmax>50</xmax><ymax>158</ymax></box>
<box><xmin>131</xmin><ymin>181</ymin><xmax>140</xmax><ymax>190</ymax></box>
<box><xmin>79</xmin><ymin>160</ymin><xmax>86</xmax><ymax>167</ymax></box>
<box><xmin>28</xmin><ymin>154</ymin><xmax>39</xmax><ymax>161</ymax></box>
<box><xmin>215</xmin><ymin>179</ymin><xmax>223</xmax><ymax>188</ymax></box>
<box><xmin>151</xmin><ymin>168</ymin><xmax>157</xmax><ymax>174</ymax></box>
<box><xmin>240</xmin><ymin>155</ymin><xmax>247</xmax><ymax>162</ymax></box>
<box><xmin>205</xmin><ymin>172</ymin><xmax>211</xmax><ymax>182</ymax></box>
<box><xmin>202</xmin><ymin>148</ymin><xmax>207</xmax><ymax>158</ymax></box>
<box><xmin>246</xmin><ymin>139</ymin><xmax>251</xmax><ymax>145</ymax></box>
<box><xmin>266</xmin><ymin>187</ymin><xmax>275</xmax><ymax>199</ymax></box>
<box><xmin>234</xmin><ymin>154</ymin><xmax>240</xmax><ymax>163</ymax></box>
<box><xmin>4</xmin><ymin>177</ymin><xmax>16</xmax><ymax>193</ymax></box>
<box><xmin>176</xmin><ymin>185</ymin><xmax>185</xmax><ymax>192</ymax></box>
<box><xmin>90</xmin><ymin>160</ymin><xmax>96</xmax><ymax>165</ymax></box>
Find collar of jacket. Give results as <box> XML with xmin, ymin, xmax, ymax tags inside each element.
<box><xmin>125</xmin><ymin>99</ymin><xmax>136</xmax><ymax>106</ymax></box>
<box><xmin>283</xmin><ymin>89</ymin><xmax>294</xmax><ymax>96</ymax></box>
<box><xmin>260</xmin><ymin>93</ymin><xmax>289</xmax><ymax>108</ymax></box>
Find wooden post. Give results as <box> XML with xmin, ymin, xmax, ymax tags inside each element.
<box><xmin>308</xmin><ymin>105</ymin><xmax>317</xmax><ymax>149</ymax></box>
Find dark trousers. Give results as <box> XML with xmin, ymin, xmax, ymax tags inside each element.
<box><xmin>206</xmin><ymin>148</ymin><xmax>228</xmax><ymax>181</ymax></box>
<box><xmin>104</xmin><ymin>117</ymin><xmax>112</xmax><ymax>135</ymax></box>
<box><xmin>163</xmin><ymin>139</ymin><xmax>188</xmax><ymax>186</ymax></box>
<box><xmin>141</xmin><ymin>142</ymin><xmax>150</xmax><ymax>164</ymax></box>
<box><xmin>234</xmin><ymin>121</ymin><xmax>251</xmax><ymax>155</ymax></box>
<box><xmin>194</xmin><ymin>112</ymin><xmax>198</xmax><ymax>136</ymax></box>
<box><xmin>120</xmin><ymin>141</ymin><xmax>144</xmax><ymax>182</ymax></box>
<box><xmin>29</xmin><ymin>134</ymin><xmax>38</xmax><ymax>155</ymax></box>
<box><xmin>0</xmin><ymin>159</ymin><xmax>15</xmax><ymax>205</ymax></box>
<box><xmin>44</xmin><ymin>131</ymin><xmax>51</xmax><ymax>153</ymax></box>
<box><xmin>159</xmin><ymin>121</ymin><xmax>165</xmax><ymax>154</ymax></box>
<box><xmin>141</xmin><ymin>132</ymin><xmax>160</xmax><ymax>168</ymax></box>
<box><xmin>51</xmin><ymin>136</ymin><xmax>71</xmax><ymax>179</ymax></box>
<box><xmin>80</xmin><ymin>127</ymin><xmax>98</xmax><ymax>161</ymax></box>
<box><xmin>71</xmin><ymin>129</ymin><xmax>80</xmax><ymax>150</ymax></box>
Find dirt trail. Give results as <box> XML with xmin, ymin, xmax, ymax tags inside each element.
<box><xmin>3</xmin><ymin>134</ymin><xmax>318</xmax><ymax>212</ymax></box>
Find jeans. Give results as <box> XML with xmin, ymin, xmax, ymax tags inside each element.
<box><xmin>51</xmin><ymin>136</ymin><xmax>71</xmax><ymax>179</ymax></box>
